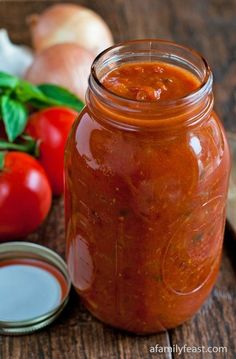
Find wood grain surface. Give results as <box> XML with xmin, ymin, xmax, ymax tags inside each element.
<box><xmin>0</xmin><ymin>1</ymin><xmax>236</xmax><ymax>358</ymax></box>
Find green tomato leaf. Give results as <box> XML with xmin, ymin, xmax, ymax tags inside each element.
<box><xmin>0</xmin><ymin>72</ymin><xmax>19</xmax><ymax>89</ymax></box>
<box><xmin>38</xmin><ymin>84</ymin><xmax>84</xmax><ymax>112</ymax></box>
<box><xmin>1</xmin><ymin>96</ymin><xmax>28</xmax><ymax>142</ymax></box>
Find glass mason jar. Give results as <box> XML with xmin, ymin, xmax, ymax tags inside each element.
<box><xmin>64</xmin><ymin>40</ymin><xmax>230</xmax><ymax>334</ymax></box>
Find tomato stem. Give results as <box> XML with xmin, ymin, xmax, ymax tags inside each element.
<box><xmin>0</xmin><ymin>136</ymin><xmax>38</xmax><ymax>156</ymax></box>
<box><xmin>0</xmin><ymin>151</ymin><xmax>6</xmax><ymax>171</ymax></box>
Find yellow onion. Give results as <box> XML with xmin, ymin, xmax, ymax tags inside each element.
<box><xmin>25</xmin><ymin>43</ymin><xmax>93</xmax><ymax>101</ymax></box>
<box><xmin>28</xmin><ymin>3</ymin><xmax>114</xmax><ymax>57</ymax></box>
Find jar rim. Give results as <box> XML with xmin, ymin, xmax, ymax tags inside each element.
<box><xmin>90</xmin><ymin>38</ymin><xmax>212</xmax><ymax>109</ymax></box>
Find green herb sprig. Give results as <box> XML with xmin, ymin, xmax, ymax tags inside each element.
<box><xmin>0</xmin><ymin>72</ymin><xmax>84</xmax><ymax>143</ymax></box>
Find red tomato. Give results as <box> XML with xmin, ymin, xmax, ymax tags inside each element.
<box><xmin>0</xmin><ymin>152</ymin><xmax>52</xmax><ymax>240</ymax></box>
<box><xmin>26</xmin><ymin>107</ymin><xmax>78</xmax><ymax>195</ymax></box>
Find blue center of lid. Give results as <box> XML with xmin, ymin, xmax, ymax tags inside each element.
<box><xmin>0</xmin><ymin>264</ymin><xmax>62</xmax><ymax>322</ymax></box>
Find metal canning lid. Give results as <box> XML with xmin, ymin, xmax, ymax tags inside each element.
<box><xmin>0</xmin><ymin>241</ymin><xmax>71</xmax><ymax>335</ymax></box>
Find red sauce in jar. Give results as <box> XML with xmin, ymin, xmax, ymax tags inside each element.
<box><xmin>102</xmin><ymin>62</ymin><xmax>200</xmax><ymax>101</ymax></box>
<box><xmin>65</xmin><ymin>42</ymin><xmax>230</xmax><ymax>334</ymax></box>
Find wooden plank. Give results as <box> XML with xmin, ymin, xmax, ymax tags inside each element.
<box><xmin>168</xmin><ymin>0</ymin><xmax>236</xmax><ymax>131</ymax></box>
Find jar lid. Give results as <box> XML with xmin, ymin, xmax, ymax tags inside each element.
<box><xmin>0</xmin><ymin>241</ymin><xmax>71</xmax><ymax>335</ymax></box>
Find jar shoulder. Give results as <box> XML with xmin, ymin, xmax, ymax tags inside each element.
<box><xmin>67</xmin><ymin>108</ymin><xmax>230</xmax><ymax>175</ymax></box>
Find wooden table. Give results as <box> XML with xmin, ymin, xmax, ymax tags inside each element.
<box><xmin>0</xmin><ymin>1</ymin><xmax>236</xmax><ymax>358</ymax></box>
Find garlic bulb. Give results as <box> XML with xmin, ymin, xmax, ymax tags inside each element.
<box><xmin>0</xmin><ymin>29</ymin><xmax>34</xmax><ymax>77</ymax></box>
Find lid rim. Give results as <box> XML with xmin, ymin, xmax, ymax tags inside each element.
<box><xmin>0</xmin><ymin>297</ymin><xmax>69</xmax><ymax>336</ymax></box>
<box><xmin>0</xmin><ymin>241</ymin><xmax>71</xmax><ymax>335</ymax></box>
<box><xmin>0</xmin><ymin>241</ymin><xmax>70</xmax><ymax>278</ymax></box>
<box><xmin>0</xmin><ymin>294</ymin><xmax>69</xmax><ymax>327</ymax></box>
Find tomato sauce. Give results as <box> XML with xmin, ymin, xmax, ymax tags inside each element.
<box><xmin>65</xmin><ymin>43</ymin><xmax>230</xmax><ymax>334</ymax></box>
<box><xmin>102</xmin><ymin>62</ymin><xmax>200</xmax><ymax>101</ymax></box>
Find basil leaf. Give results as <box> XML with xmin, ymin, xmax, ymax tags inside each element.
<box><xmin>1</xmin><ymin>96</ymin><xmax>28</xmax><ymax>142</ymax></box>
<box><xmin>27</xmin><ymin>96</ymin><xmax>70</xmax><ymax>109</ymax></box>
<box><xmin>38</xmin><ymin>84</ymin><xmax>84</xmax><ymax>112</ymax></box>
<box><xmin>0</xmin><ymin>72</ymin><xmax>19</xmax><ymax>89</ymax></box>
<box><xmin>15</xmin><ymin>81</ymin><xmax>47</xmax><ymax>102</ymax></box>
<box><xmin>26</xmin><ymin>99</ymin><xmax>51</xmax><ymax>109</ymax></box>
<box><xmin>0</xmin><ymin>72</ymin><xmax>84</xmax><ymax>114</ymax></box>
